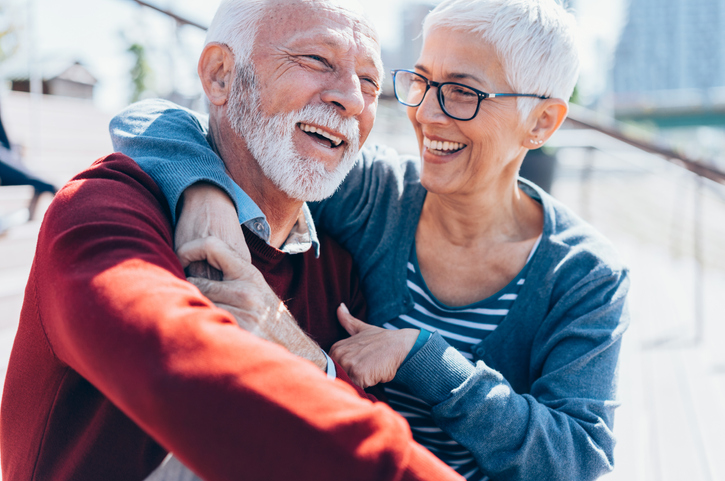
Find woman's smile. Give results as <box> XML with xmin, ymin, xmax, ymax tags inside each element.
<box><xmin>423</xmin><ymin>136</ymin><xmax>467</xmax><ymax>156</ymax></box>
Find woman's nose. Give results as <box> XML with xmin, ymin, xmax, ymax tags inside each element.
<box><xmin>415</xmin><ymin>86</ymin><xmax>447</xmax><ymax>124</ymax></box>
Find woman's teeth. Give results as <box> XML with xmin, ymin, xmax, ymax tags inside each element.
<box><xmin>299</xmin><ymin>123</ymin><xmax>343</xmax><ymax>147</ymax></box>
<box><xmin>423</xmin><ymin>137</ymin><xmax>465</xmax><ymax>153</ymax></box>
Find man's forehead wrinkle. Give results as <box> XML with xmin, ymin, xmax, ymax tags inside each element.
<box><xmin>283</xmin><ymin>25</ymin><xmax>351</xmax><ymax>49</ymax></box>
<box><xmin>279</xmin><ymin>23</ymin><xmax>380</xmax><ymax>73</ymax></box>
<box><xmin>256</xmin><ymin>0</ymin><xmax>382</xmax><ymax>79</ymax></box>
<box><xmin>267</xmin><ymin>0</ymin><xmax>377</xmax><ymax>38</ymax></box>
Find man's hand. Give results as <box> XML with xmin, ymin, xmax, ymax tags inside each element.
<box><xmin>176</xmin><ymin>236</ymin><xmax>327</xmax><ymax>371</ymax></box>
<box><xmin>330</xmin><ymin>304</ymin><xmax>419</xmax><ymax>388</ymax></box>
<box><xmin>177</xmin><ymin>182</ymin><xmax>249</xmax><ymax>280</ymax></box>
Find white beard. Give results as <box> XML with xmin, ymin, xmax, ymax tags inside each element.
<box><xmin>226</xmin><ymin>65</ymin><xmax>361</xmax><ymax>202</ymax></box>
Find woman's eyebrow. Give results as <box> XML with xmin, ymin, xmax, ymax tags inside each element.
<box><xmin>414</xmin><ymin>64</ymin><xmax>430</xmax><ymax>75</ymax></box>
<box><xmin>414</xmin><ymin>65</ymin><xmax>482</xmax><ymax>84</ymax></box>
<box><xmin>448</xmin><ymin>72</ymin><xmax>482</xmax><ymax>83</ymax></box>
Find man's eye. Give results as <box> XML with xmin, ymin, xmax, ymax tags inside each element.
<box><xmin>361</xmin><ymin>78</ymin><xmax>380</xmax><ymax>96</ymax></box>
<box><xmin>362</xmin><ymin>77</ymin><xmax>379</xmax><ymax>88</ymax></box>
<box><xmin>306</xmin><ymin>55</ymin><xmax>326</xmax><ymax>64</ymax></box>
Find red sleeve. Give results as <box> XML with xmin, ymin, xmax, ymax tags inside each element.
<box><xmin>35</xmin><ymin>155</ymin><xmax>462</xmax><ymax>481</ymax></box>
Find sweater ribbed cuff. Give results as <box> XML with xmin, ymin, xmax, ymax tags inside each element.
<box><xmin>393</xmin><ymin>331</ymin><xmax>475</xmax><ymax>406</ymax></box>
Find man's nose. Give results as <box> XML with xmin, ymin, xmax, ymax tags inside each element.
<box><xmin>320</xmin><ymin>73</ymin><xmax>365</xmax><ymax>117</ymax></box>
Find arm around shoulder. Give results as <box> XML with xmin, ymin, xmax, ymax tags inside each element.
<box><xmin>109</xmin><ymin>99</ymin><xmax>238</xmax><ymax>224</ymax></box>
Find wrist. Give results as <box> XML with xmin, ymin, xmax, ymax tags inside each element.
<box><xmin>261</xmin><ymin>294</ymin><xmax>327</xmax><ymax>371</ymax></box>
<box><xmin>401</xmin><ymin>329</ymin><xmax>431</xmax><ymax>366</ymax></box>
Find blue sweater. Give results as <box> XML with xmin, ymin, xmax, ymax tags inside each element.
<box><xmin>110</xmin><ymin>99</ymin><xmax>630</xmax><ymax>481</ymax></box>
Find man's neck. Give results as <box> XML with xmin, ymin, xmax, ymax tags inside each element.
<box><xmin>208</xmin><ymin>116</ymin><xmax>303</xmax><ymax>249</ymax></box>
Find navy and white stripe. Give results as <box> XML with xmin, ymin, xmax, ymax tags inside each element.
<box><xmin>383</xmin><ymin>239</ymin><xmax>539</xmax><ymax>480</ymax></box>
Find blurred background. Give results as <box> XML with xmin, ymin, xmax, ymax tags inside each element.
<box><xmin>0</xmin><ymin>1</ymin><xmax>724</xmax><ymax>480</ymax></box>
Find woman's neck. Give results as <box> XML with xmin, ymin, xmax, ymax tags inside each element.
<box><xmin>420</xmin><ymin>177</ymin><xmax>542</xmax><ymax>247</ymax></box>
<box><xmin>414</xmin><ymin>175</ymin><xmax>544</xmax><ymax>306</ymax></box>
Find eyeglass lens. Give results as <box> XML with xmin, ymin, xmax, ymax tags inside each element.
<box><xmin>394</xmin><ymin>71</ymin><xmax>479</xmax><ymax>120</ymax></box>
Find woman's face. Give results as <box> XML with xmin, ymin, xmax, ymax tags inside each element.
<box><xmin>408</xmin><ymin>28</ymin><xmax>530</xmax><ymax>196</ymax></box>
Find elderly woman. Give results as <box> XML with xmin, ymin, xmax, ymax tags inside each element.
<box><xmin>111</xmin><ymin>1</ymin><xmax>628</xmax><ymax>480</ymax></box>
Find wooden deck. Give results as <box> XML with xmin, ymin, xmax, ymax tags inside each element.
<box><xmin>1</xmin><ymin>94</ymin><xmax>724</xmax><ymax>480</ymax></box>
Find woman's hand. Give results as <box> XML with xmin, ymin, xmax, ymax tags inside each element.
<box><xmin>330</xmin><ymin>304</ymin><xmax>419</xmax><ymax>388</ymax></box>
<box><xmin>177</xmin><ymin>182</ymin><xmax>248</xmax><ymax>280</ymax></box>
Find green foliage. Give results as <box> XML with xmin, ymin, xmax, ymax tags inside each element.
<box><xmin>128</xmin><ymin>42</ymin><xmax>152</xmax><ymax>103</ymax></box>
<box><xmin>569</xmin><ymin>84</ymin><xmax>580</xmax><ymax>105</ymax></box>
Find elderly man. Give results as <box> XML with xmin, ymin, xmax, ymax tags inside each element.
<box><xmin>0</xmin><ymin>1</ymin><xmax>463</xmax><ymax>480</ymax></box>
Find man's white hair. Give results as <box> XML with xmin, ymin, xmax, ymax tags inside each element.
<box><xmin>205</xmin><ymin>0</ymin><xmax>368</xmax><ymax>69</ymax></box>
<box><xmin>204</xmin><ymin>0</ymin><xmax>268</xmax><ymax>67</ymax></box>
<box><xmin>423</xmin><ymin>0</ymin><xmax>580</xmax><ymax>120</ymax></box>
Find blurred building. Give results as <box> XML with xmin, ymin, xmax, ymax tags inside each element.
<box><xmin>10</xmin><ymin>61</ymin><xmax>97</xmax><ymax>100</ymax></box>
<box><xmin>398</xmin><ymin>3</ymin><xmax>435</xmax><ymax>69</ymax></box>
<box><xmin>612</xmin><ymin>0</ymin><xmax>725</xmax><ymax>128</ymax></box>
<box><xmin>380</xmin><ymin>2</ymin><xmax>436</xmax><ymax>99</ymax></box>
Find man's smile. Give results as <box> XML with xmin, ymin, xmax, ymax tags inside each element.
<box><xmin>298</xmin><ymin>122</ymin><xmax>345</xmax><ymax>149</ymax></box>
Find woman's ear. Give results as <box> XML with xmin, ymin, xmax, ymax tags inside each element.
<box><xmin>525</xmin><ymin>98</ymin><xmax>568</xmax><ymax>147</ymax></box>
<box><xmin>198</xmin><ymin>43</ymin><xmax>235</xmax><ymax>106</ymax></box>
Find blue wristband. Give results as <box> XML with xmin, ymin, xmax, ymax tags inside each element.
<box><xmin>402</xmin><ymin>329</ymin><xmax>432</xmax><ymax>365</ymax></box>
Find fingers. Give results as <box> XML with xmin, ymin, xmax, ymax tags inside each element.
<box><xmin>336</xmin><ymin>303</ymin><xmax>368</xmax><ymax>336</ymax></box>
<box><xmin>329</xmin><ymin>337</ymin><xmax>377</xmax><ymax>388</ymax></box>
<box><xmin>177</xmin><ymin>237</ymin><xmax>248</xmax><ymax>280</ymax></box>
<box><xmin>185</xmin><ymin>260</ymin><xmax>224</xmax><ymax>281</ymax></box>
<box><xmin>187</xmin><ymin>276</ymin><xmax>262</xmax><ymax>311</ymax></box>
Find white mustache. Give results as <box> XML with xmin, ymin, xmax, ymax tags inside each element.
<box><xmin>289</xmin><ymin>104</ymin><xmax>360</xmax><ymax>152</ymax></box>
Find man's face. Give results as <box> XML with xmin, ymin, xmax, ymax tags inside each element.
<box><xmin>226</xmin><ymin>0</ymin><xmax>382</xmax><ymax>201</ymax></box>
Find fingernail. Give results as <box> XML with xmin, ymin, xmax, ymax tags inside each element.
<box><xmin>339</xmin><ymin>303</ymin><xmax>349</xmax><ymax>314</ymax></box>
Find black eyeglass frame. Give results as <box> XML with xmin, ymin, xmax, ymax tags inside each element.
<box><xmin>391</xmin><ymin>69</ymin><xmax>550</xmax><ymax>121</ymax></box>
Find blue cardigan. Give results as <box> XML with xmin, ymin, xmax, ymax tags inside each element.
<box><xmin>110</xmin><ymin>99</ymin><xmax>630</xmax><ymax>481</ymax></box>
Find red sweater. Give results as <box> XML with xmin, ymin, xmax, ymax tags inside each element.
<box><xmin>0</xmin><ymin>155</ymin><xmax>462</xmax><ymax>481</ymax></box>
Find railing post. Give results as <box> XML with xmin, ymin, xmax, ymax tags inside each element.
<box><xmin>693</xmin><ymin>175</ymin><xmax>705</xmax><ymax>344</ymax></box>
<box><xmin>580</xmin><ymin>147</ymin><xmax>596</xmax><ymax>221</ymax></box>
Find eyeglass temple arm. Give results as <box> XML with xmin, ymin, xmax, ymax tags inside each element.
<box><xmin>488</xmin><ymin>93</ymin><xmax>550</xmax><ymax>100</ymax></box>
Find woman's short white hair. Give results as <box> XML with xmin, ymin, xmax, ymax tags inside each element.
<box><xmin>423</xmin><ymin>0</ymin><xmax>580</xmax><ymax>120</ymax></box>
<box><xmin>204</xmin><ymin>0</ymin><xmax>268</xmax><ymax>67</ymax></box>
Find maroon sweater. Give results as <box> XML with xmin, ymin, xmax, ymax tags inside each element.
<box><xmin>0</xmin><ymin>155</ymin><xmax>462</xmax><ymax>481</ymax></box>
<box><xmin>242</xmin><ymin>225</ymin><xmax>364</xmax><ymax>354</ymax></box>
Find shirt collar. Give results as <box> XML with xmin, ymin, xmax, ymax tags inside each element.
<box><xmin>230</xmin><ymin>181</ymin><xmax>320</xmax><ymax>257</ymax></box>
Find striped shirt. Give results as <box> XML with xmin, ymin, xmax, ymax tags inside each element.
<box><xmin>383</xmin><ymin>238</ymin><xmax>540</xmax><ymax>480</ymax></box>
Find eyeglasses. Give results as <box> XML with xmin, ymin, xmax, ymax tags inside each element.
<box><xmin>391</xmin><ymin>69</ymin><xmax>549</xmax><ymax>121</ymax></box>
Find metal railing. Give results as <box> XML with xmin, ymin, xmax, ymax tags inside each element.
<box><xmin>129</xmin><ymin>0</ymin><xmax>208</xmax><ymax>30</ymax></box>
<box><xmin>566</xmin><ymin>104</ymin><xmax>725</xmax><ymax>185</ymax></box>
<box><xmin>563</xmin><ymin>104</ymin><xmax>725</xmax><ymax>345</ymax></box>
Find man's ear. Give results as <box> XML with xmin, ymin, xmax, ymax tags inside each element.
<box><xmin>198</xmin><ymin>43</ymin><xmax>235</xmax><ymax>106</ymax></box>
<box><xmin>524</xmin><ymin>98</ymin><xmax>568</xmax><ymax>147</ymax></box>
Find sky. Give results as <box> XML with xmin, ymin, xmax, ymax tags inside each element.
<box><xmin>0</xmin><ymin>0</ymin><xmax>628</xmax><ymax>113</ymax></box>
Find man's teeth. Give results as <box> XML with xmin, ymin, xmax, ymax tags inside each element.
<box><xmin>299</xmin><ymin>123</ymin><xmax>343</xmax><ymax>147</ymax></box>
<box><xmin>423</xmin><ymin>137</ymin><xmax>465</xmax><ymax>152</ymax></box>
